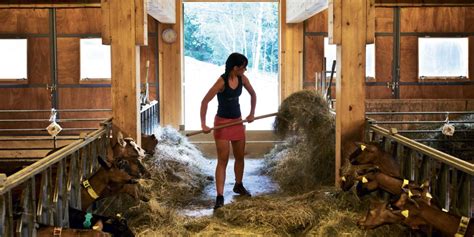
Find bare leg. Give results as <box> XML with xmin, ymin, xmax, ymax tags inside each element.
<box><xmin>231</xmin><ymin>139</ymin><xmax>246</xmax><ymax>184</ymax></box>
<box><xmin>215</xmin><ymin>139</ymin><xmax>230</xmax><ymax>196</ymax></box>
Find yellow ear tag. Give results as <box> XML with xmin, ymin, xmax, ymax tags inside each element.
<box><xmin>401</xmin><ymin>210</ymin><xmax>409</xmax><ymax>218</ymax></box>
<box><xmin>341</xmin><ymin>176</ymin><xmax>346</xmax><ymax>182</ymax></box>
<box><xmin>362</xmin><ymin>176</ymin><xmax>368</xmax><ymax>183</ymax></box>
<box><xmin>360</xmin><ymin>144</ymin><xmax>366</xmax><ymax>151</ymax></box>
<box><xmin>442</xmin><ymin>208</ymin><xmax>448</xmax><ymax>212</ymax></box>
<box><xmin>92</xmin><ymin>225</ymin><xmax>100</xmax><ymax>230</ymax></box>
<box><xmin>408</xmin><ymin>190</ymin><xmax>414</xmax><ymax>198</ymax></box>
<box><xmin>425</xmin><ymin>192</ymin><xmax>432</xmax><ymax>199</ymax></box>
<box><xmin>420</xmin><ymin>183</ymin><xmax>424</xmax><ymax>188</ymax></box>
<box><xmin>402</xmin><ymin>179</ymin><xmax>409</xmax><ymax>188</ymax></box>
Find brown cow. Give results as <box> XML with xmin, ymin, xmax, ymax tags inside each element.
<box><xmin>37</xmin><ymin>227</ymin><xmax>110</xmax><ymax>237</ymax></box>
<box><xmin>351</xmin><ymin>142</ymin><xmax>401</xmax><ymax>178</ymax></box>
<box><xmin>141</xmin><ymin>134</ymin><xmax>158</xmax><ymax>155</ymax></box>
<box><xmin>357</xmin><ymin>198</ymin><xmax>404</xmax><ymax>229</ymax></box>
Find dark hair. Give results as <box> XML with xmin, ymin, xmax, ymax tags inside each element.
<box><xmin>224</xmin><ymin>52</ymin><xmax>248</xmax><ymax>77</ymax></box>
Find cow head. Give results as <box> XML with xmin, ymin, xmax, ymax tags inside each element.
<box><xmin>357</xmin><ymin>198</ymin><xmax>404</xmax><ymax>229</ymax></box>
<box><xmin>141</xmin><ymin>134</ymin><xmax>158</xmax><ymax>155</ymax></box>
<box><xmin>350</xmin><ymin>142</ymin><xmax>381</xmax><ymax>165</ymax></box>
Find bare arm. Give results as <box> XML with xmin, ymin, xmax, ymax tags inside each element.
<box><xmin>200</xmin><ymin>77</ymin><xmax>225</xmax><ymax>132</ymax></box>
<box><xmin>242</xmin><ymin>75</ymin><xmax>256</xmax><ymax>122</ymax></box>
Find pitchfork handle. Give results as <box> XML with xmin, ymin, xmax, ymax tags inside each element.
<box><xmin>185</xmin><ymin>112</ymin><xmax>278</xmax><ymax>137</ymax></box>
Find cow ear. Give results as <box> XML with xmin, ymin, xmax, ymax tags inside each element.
<box><xmin>354</xmin><ymin>141</ymin><xmax>367</xmax><ymax>151</ymax></box>
<box><xmin>117</xmin><ymin>132</ymin><xmax>126</xmax><ymax>147</ymax></box>
<box><xmin>98</xmin><ymin>155</ymin><xmax>112</xmax><ymax>170</ymax></box>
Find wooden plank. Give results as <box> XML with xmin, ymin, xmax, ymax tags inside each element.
<box><xmin>29</xmin><ymin>38</ymin><xmax>51</xmax><ymax>84</ymax></box>
<box><xmin>399</xmin><ymin>36</ymin><xmax>417</xmax><ymax>83</ymax></box>
<box><xmin>335</xmin><ymin>0</ymin><xmax>367</xmax><ymax>186</ymax></box>
<box><xmin>366</xmin><ymin>86</ymin><xmax>393</xmax><ymax>99</ymax></box>
<box><xmin>304</xmin><ymin>36</ymin><xmax>323</xmax><ymax>89</ymax></box>
<box><xmin>101</xmin><ymin>0</ymin><xmax>111</xmax><ymax>45</ymax></box>
<box><xmin>109</xmin><ymin>0</ymin><xmax>141</xmax><ymax>142</ymax></box>
<box><xmin>401</xmin><ymin>7</ymin><xmax>465</xmax><ymax>33</ymax></box>
<box><xmin>376</xmin><ymin>37</ymin><xmax>392</xmax><ymax>83</ymax></box>
<box><xmin>0</xmin><ymin>3</ymin><xmax>100</xmax><ymax>9</ymax></box>
<box><xmin>147</xmin><ymin>0</ymin><xmax>175</xmax><ymax>24</ymax></box>
<box><xmin>57</xmin><ymin>38</ymin><xmax>79</xmax><ymax>85</ymax></box>
<box><xmin>328</xmin><ymin>0</ymin><xmax>341</xmax><ymax>44</ymax></box>
<box><xmin>286</xmin><ymin>0</ymin><xmax>327</xmax><ymax>23</ymax></box>
<box><xmin>375</xmin><ymin>8</ymin><xmax>393</xmax><ymax>32</ymax></box>
<box><xmin>135</xmin><ymin>0</ymin><xmax>147</xmax><ymax>46</ymax></box>
<box><xmin>0</xmin><ymin>9</ymin><xmax>49</xmax><ymax>34</ymax></box>
<box><xmin>366</xmin><ymin>0</ymin><xmax>375</xmax><ymax>44</ymax></box>
<box><xmin>304</xmin><ymin>9</ymin><xmax>327</xmax><ymax>32</ymax></box>
<box><xmin>158</xmin><ymin>0</ymin><xmax>181</xmax><ymax>128</ymax></box>
<box><xmin>56</xmin><ymin>8</ymin><xmax>101</xmax><ymax>34</ymax></box>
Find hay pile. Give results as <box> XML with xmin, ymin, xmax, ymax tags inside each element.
<box><xmin>263</xmin><ymin>90</ymin><xmax>335</xmax><ymax>193</ymax></box>
<box><xmin>96</xmin><ymin>125</ymin><xmax>212</xmax><ymax>232</ymax></box>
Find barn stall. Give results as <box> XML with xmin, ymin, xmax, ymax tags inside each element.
<box><xmin>1</xmin><ymin>0</ymin><xmax>474</xmax><ymax>236</ymax></box>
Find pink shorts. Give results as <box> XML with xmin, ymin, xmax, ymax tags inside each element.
<box><xmin>213</xmin><ymin>116</ymin><xmax>245</xmax><ymax>141</ymax></box>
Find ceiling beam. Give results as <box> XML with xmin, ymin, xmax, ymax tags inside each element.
<box><xmin>147</xmin><ymin>0</ymin><xmax>175</xmax><ymax>24</ymax></box>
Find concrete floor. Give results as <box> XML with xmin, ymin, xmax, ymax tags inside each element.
<box><xmin>180</xmin><ymin>158</ymin><xmax>279</xmax><ymax>217</ymax></box>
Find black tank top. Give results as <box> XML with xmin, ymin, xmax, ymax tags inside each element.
<box><xmin>217</xmin><ymin>74</ymin><xmax>242</xmax><ymax>119</ymax></box>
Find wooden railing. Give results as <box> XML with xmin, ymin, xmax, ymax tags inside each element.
<box><xmin>0</xmin><ymin>118</ymin><xmax>112</xmax><ymax>236</ymax></box>
<box><xmin>366</xmin><ymin>122</ymin><xmax>474</xmax><ymax>217</ymax></box>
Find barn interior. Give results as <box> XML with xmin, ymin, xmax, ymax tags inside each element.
<box><xmin>0</xmin><ymin>0</ymin><xmax>473</xmax><ymax>236</ymax></box>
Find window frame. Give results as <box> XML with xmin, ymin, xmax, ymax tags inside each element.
<box><xmin>79</xmin><ymin>38</ymin><xmax>111</xmax><ymax>83</ymax></box>
<box><xmin>0</xmin><ymin>38</ymin><xmax>28</xmax><ymax>83</ymax></box>
<box><xmin>417</xmin><ymin>37</ymin><xmax>469</xmax><ymax>81</ymax></box>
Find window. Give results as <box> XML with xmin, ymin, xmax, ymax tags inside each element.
<box><xmin>324</xmin><ymin>38</ymin><xmax>375</xmax><ymax>79</ymax></box>
<box><xmin>0</xmin><ymin>39</ymin><xmax>27</xmax><ymax>80</ymax></box>
<box><xmin>366</xmin><ymin>44</ymin><xmax>375</xmax><ymax>79</ymax></box>
<box><xmin>80</xmin><ymin>38</ymin><xmax>111</xmax><ymax>80</ymax></box>
<box><xmin>418</xmin><ymin>37</ymin><xmax>468</xmax><ymax>79</ymax></box>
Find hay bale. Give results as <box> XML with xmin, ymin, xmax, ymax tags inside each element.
<box><xmin>264</xmin><ymin>90</ymin><xmax>335</xmax><ymax>192</ymax></box>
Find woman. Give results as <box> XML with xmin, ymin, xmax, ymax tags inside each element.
<box><xmin>200</xmin><ymin>52</ymin><xmax>257</xmax><ymax>209</ymax></box>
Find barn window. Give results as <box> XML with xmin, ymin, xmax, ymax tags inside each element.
<box><xmin>80</xmin><ymin>38</ymin><xmax>111</xmax><ymax>80</ymax></box>
<box><xmin>324</xmin><ymin>38</ymin><xmax>375</xmax><ymax>80</ymax></box>
<box><xmin>418</xmin><ymin>37</ymin><xmax>468</xmax><ymax>80</ymax></box>
<box><xmin>0</xmin><ymin>39</ymin><xmax>27</xmax><ymax>80</ymax></box>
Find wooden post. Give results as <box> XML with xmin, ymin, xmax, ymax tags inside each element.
<box><xmin>332</xmin><ymin>0</ymin><xmax>373</xmax><ymax>186</ymax></box>
<box><xmin>109</xmin><ymin>0</ymin><xmax>147</xmax><ymax>143</ymax></box>
<box><xmin>280</xmin><ymin>0</ymin><xmax>304</xmax><ymax>100</ymax></box>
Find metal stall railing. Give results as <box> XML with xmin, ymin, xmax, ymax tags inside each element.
<box><xmin>366</xmin><ymin>122</ymin><xmax>474</xmax><ymax>217</ymax></box>
<box><xmin>140</xmin><ymin>100</ymin><xmax>158</xmax><ymax>135</ymax></box>
<box><xmin>0</xmin><ymin>118</ymin><xmax>111</xmax><ymax>237</ymax></box>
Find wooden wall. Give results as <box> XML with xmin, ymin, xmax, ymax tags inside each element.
<box><xmin>304</xmin><ymin>6</ymin><xmax>474</xmax><ymax>100</ymax></box>
<box><xmin>0</xmin><ymin>8</ymin><xmax>159</xmax><ymax>133</ymax></box>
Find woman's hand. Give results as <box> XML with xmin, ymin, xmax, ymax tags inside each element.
<box><xmin>202</xmin><ymin>124</ymin><xmax>211</xmax><ymax>133</ymax></box>
<box><xmin>246</xmin><ymin>114</ymin><xmax>255</xmax><ymax>123</ymax></box>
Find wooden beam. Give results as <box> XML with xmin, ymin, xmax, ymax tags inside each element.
<box><xmin>147</xmin><ymin>0</ymin><xmax>175</xmax><ymax>24</ymax></box>
<box><xmin>328</xmin><ymin>0</ymin><xmax>341</xmax><ymax>44</ymax></box>
<box><xmin>286</xmin><ymin>0</ymin><xmax>327</xmax><ymax>23</ymax></box>
<box><xmin>135</xmin><ymin>0</ymin><xmax>148</xmax><ymax>46</ymax></box>
<box><xmin>109</xmin><ymin>0</ymin><xmax>141</xmax><ymax>143</ymax></box>
<box><xmin>334</xmin><ymin>0</ymin><xmax>367</xmax><ymax>186</ymax></box>
<box><xmin>101</xmin><ymin>0</ymin><xmax>111</xmax><ymax>45</ymax></box>
<box><xmin>366</xmin><ymin>0</ymin><xmax>375</xmax><ymax>44</ymax></box>
<box><xmin>280</xmin><ymin>0</ymin><xmax>304</xmax><ymax>100</ymax></box>
<box><xmin>158</xmin><ymin>0</ymin><xmax>182</xmax><ymax>128</ymax></box>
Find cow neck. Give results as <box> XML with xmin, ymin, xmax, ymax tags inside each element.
<box><xmin>409</xmin><ymin>201</ymin><xmax>462</xmax><ymax>236</ymax></box>
<box><xmin>80</xmin><ymin>168</ymin><xmax>109</xmax><ymax>211</ymax></box>
<box><xmin>374</xmin><ymin>172</ymin><xmax>404</xmax><ymax>195</ymax></box>
<box><xmin>373</xmin><ymin>153</ymin><xmax>400</xmax><ymax>178</ymax></box>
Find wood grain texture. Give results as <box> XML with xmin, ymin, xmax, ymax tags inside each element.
<box><xmin>0</xmin><ymin>9</ymin><xmax>49</xmax><ymax>34</ymax></box>
<box><xmin>158</xmin><ymin>0</ymin><xmax>181</xmax><ymax>128</ymax></box>
<box><xmin>305</xmin><ymin>10</ymin><xmax>327</xmax><ymax>33</ymax></box>
<box><xmin>304</xmin><ymin>35</ymin><xmax>323</xmax><ymax>89</ymax></box>
<box><xmin>375</xmin><ymin>37</ymin><xmax>392</xmax><ymax>83</ymax></box>
<box><xmin>399</xmin><ymin>36</ymin><xmax>418</xmax><ymax>83</ymax></box>
<box><xmin>28</xmin><ymin>38</ymin><xmax>51</xmax><ymax>84</ymax></box>
<box><xmin>101</xmin><ymin>0</ymin><xmax>111</xmax><ymax>45</ymax></box>
<box><xmin>57</xmin><ymin>38</ymin><xmax>79</xmax><ymax>85</ymax></box>
<box><xmin>367</xmin><ymin>86</ymin><xmax>393</xmax><ymax>99</ymax></box>
<box><xmin>56</xmin><ymin>8</ymin><xmax>101</xmax><ymax>34</ymax></box>
<box><xmin>135</xmin><ymin>0</ymin><xmax>147</xmax><ymax>46</ymax></box>
<box><xmin>401</xmin><ymin>7</ymin><xmax>466</xmax><ymax>32</ymax></box>
<box><xmin>110</xmin><ymin>0</ymin><xmax>141</xmax><ymax>141</ymax></box>
<box><xmin>375</xmin><ymin>7</ymin><xmax>393</xmax><ymax>32</ymax></box>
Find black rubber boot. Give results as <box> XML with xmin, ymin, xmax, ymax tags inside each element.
<box><xmin>233</xmin><ymin>183</ymin><xmax>251</xmax><ymax>197</ymax></box>
<box><xmin>214</xmin><ymin>195</ymin><xmax>224</xmax><ymax>209</ymax></box>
